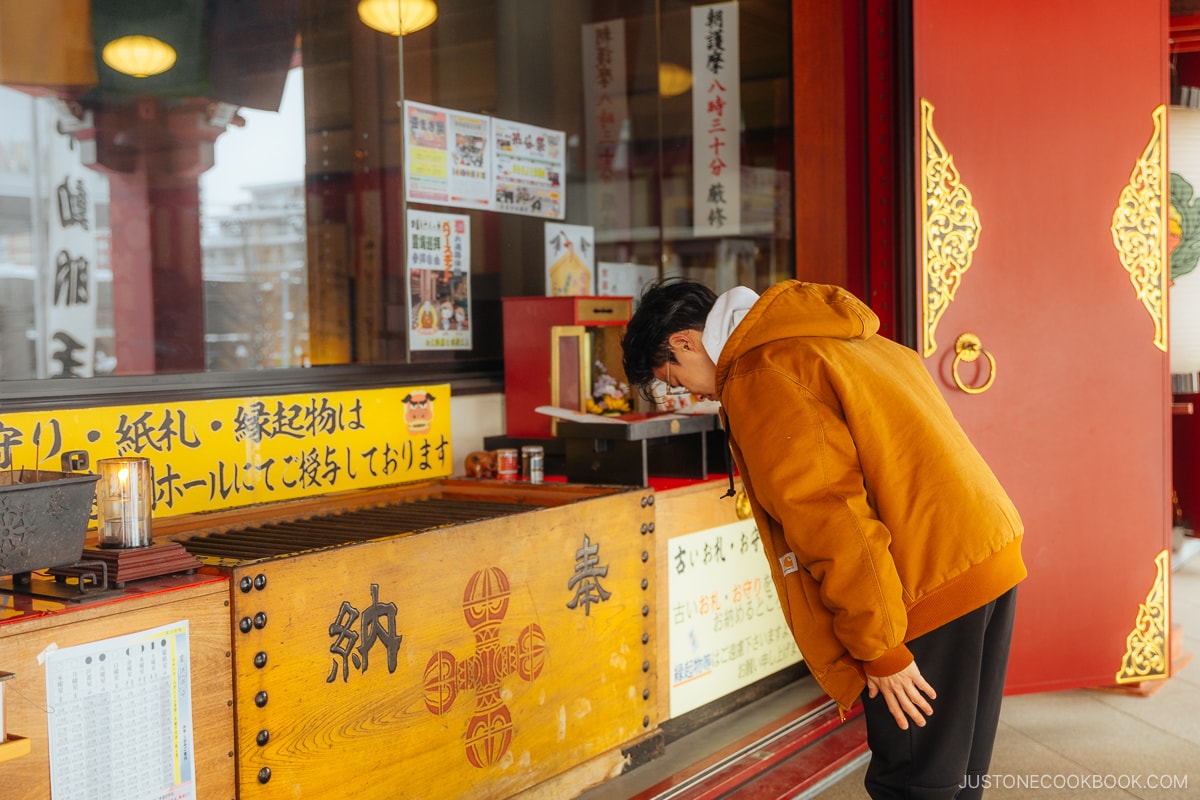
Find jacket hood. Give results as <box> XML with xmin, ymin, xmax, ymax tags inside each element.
<box><xmin>715</xmin><ymin>281</ymin><xmax>880</xmax><ymax>388</ymax></box>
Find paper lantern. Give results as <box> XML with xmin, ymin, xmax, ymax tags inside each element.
<box><xmin>101</xmin><ymin>34</ymin><xmax>176</xmax><ymax>78</ymax></box>
<box><xmin>357</xmin><ymin>0</ymin><xmax>437</xmax><ymax>37</ymax></box>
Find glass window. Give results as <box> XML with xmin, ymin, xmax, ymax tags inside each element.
<box><xmin>0</xmin><ymin>0</ymin><xmax>792</xmax><ymax>396</ymax></box>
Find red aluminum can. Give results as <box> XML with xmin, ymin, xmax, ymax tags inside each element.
<box><xmin>494</xmin><ymin>448</ymin><xmax>519</xmax><ymax>480</ymax></box>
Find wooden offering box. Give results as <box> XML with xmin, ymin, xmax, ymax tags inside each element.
<box><xmin>0</xmin><ymin>576</ymin><xmax>236</xmax><ymax>800</ymax></box>
<box><xmin>169</xmin><ymin>478</ymin><xmax>657</xmax><ymax>800</ymax></box>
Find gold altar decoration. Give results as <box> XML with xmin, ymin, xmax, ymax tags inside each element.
<box><xmin>1114</xmin><ymin>549</ymin><xmax>1170</xmax><ymax>685</ymax></box>
<box><xmin>920</xmin><ymin>99</ymin><xmax>981</xmax><ymax>358</ymax></box>
<box><xmin>1110</xmin><ymin>104</ymin><xmax>1168</xmax><ymax>353</ymax></box>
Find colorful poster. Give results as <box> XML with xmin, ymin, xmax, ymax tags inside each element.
<box><xmin>0</xmin><ymin>385</ymin><xmax>452</xmax><ymax>519</ymax></box>
<box><xmin>407</xmin><ymin>210</ymin><xmax>472</xmax><ymax>350</ymax></box>
<box><xmin>544</xmin><ymin>222</ymin><xmax>594</xmax><ymax>296</ymax></box>
<box><xmin>46</xmin><ymin>622</ymin><xmax>196</xmax><ymax>800</ymax></box>
<box><xmin>403</xmin><ymin>101</ymin><xmax>491</xmax><ymax>209</ymax></box>
<box><xmin>668</xmin><ymin>518</ymin><xmax>802</xmax><ymax>716</ymax></box>
<box><xmin>581</xmin><ymin>20</ymin><xmax>632</xmax><ymax>234</ymax></box>
<box><xmin>492</xmin><ymin>117</ymin><xmax>566</xmax><ymax>219</ymax></box>
<box><xmin>692</xmin><ymin>2</ymin><xmax>741</xmax><ymax>237</ymax></box>
<box><xmin>447</xmin><ymin>110</ymin><xmax>491</xmax><ymax>207</ymax></box>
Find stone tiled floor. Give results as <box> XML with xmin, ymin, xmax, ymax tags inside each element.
<box><xmin>814</xmin><ymin>545</ymin><xmax>1200</xmax><ymax>799</ymax></box>
<box><xmin>577</xmin><ymin>544</ymin><xmax>1200</xmax><ymax>800</ymax></box>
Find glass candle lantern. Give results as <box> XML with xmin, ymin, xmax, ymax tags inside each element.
<box><xmin>96</xmin><ymin>457</ymin><xmax>153</xmax><ymax>548</ymax></box>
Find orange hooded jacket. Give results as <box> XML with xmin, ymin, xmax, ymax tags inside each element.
<box><xmin>714</xmin><ymin>281</ymin><xmax>1026</xmax><ymax>712</ymax></box>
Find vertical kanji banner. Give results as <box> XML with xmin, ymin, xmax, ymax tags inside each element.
<box><xmin>691</xmin><ymin>1</ymin><xmax>741</xmax><ymax>237</ymax></box>
<box><xmin>581</xmin><ymin>19</ymin><xmax>632</xmax><ymax>234</ymax></box>
<box><xmin>39</xmin><ymin>98</ymin><xmax>99</xmax><ymax>376</ymax></box>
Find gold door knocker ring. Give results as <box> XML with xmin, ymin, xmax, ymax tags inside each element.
<box><xmin>951</xmin><ymin>332</ymin><xmax>996</xmax><ymax>394</ymax></box>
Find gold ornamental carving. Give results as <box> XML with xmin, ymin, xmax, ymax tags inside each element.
<box><xmin>920</xmin><ymin>99</ymin><xmax>982</xmax><ymax>358</ymax></box>
<box><xmin>1114</xmin><ymin>549</ymin><xmax>1170</xmax><ymax>685</ymax></box>
<box><xmin>1110</xmin><ymin>104</ymin><xmax>1167</xmax><ymax>353</ymax></box>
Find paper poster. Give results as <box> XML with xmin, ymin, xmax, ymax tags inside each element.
<box><xmin>492</xmin><ymin>117</ymin><xmax>566</xmax><ymax>219</ymax></box>
<box><xmin>407</xmin><ymin>209</ymin><xmax>472</xmax><ymax>350</ymax></box>
<box><xmin>46</xmin><ymin>621</ymin><xmax>196</xmax><ymax>800</ymax></box>
<box><xmin>692</xmin><ymin>2</ymin><xmax>741</xmax><ymax>236</ymax></box>
<box><xmin>581</xmin><ymin>20</ymin><xmax>632</xmax><ymax>234</ymax></box>
<box><xmin>668</xmin><ymin>518</ymin><xmax>802</xmax><ymax>716</ymax></box>
<box><xmin>544</xmin><ymin>222</ymin><xmax>595</xmax><ymax>296</ymax></box>
<box><xmin>403</xmin><ymin>101</ymin><xmax>492</xmax><ymax>209</ymax></box>
<box><xmin>598</xmin><ymin>261</ymin><xmax>656</xmax><ymax>299</ymax></box>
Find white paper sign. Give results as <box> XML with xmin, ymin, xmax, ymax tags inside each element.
<box><xmin>597</xmin><ymin>261</ymin><xmax>657</xmax><ymax>299</ymax></box>
<box><xmin>691</xmin><ymin>2</ymin><xmax>741</xmax><ymax>237</ymax></box>
<box><xmin>45</xmin><ymin>621</ymin><xmax>196</xmax><ymax>800</ymax></box>
<box><xmin>668</xmin><ymin>518</ymin><xmax>802</xmax><ymax>716</ymax></box>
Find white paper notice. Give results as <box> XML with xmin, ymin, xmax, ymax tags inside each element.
<box><xmin>45</xmin><ymin>621</ymin><xmax>196</xmax><ymax>800</ymax></box>
<box><xmin>668</xmin><ymin>519</ymin><xmax>801</xmax><ymax>716</ymax></box>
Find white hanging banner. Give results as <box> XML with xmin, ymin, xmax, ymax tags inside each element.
<box><xmin>691</xmin><ymin>1</ymin><xmax>741</xmax><ymax>237</ymax></box>
<box><xmin>40</xmin><ymin>99</ymin><xmax>98</xmax><ymax>377</ymax></box>
<box><xmin>581</xmin><ymin>19</ymin><xmax>632</xmax><ymax>235</ymax></box>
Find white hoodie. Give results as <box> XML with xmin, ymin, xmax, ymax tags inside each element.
<box><xmin>701</xmin><ymin>286</ymin><xmax>760</xmax><ymax>364</ymax></box>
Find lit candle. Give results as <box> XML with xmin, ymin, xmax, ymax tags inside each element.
<box><xmin>97</xmin><ymin>458</ymin><xmax>153</xmax><ymax>548</ymax></box>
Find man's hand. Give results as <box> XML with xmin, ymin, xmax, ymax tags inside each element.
<box><xmin>866</xmin><ymin>661</ymin><xmax>936</xmax><ymax>730</ymax></box>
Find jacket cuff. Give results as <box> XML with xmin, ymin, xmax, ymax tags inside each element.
<box><xmin>863</xmin><ymin>644</ymin><xmax>914</xmax><ymax>678</ymax></box>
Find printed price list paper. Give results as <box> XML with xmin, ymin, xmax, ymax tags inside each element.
<box><xmin>45</xmin><ymin>621</ymin><xmax>196</xmax><ymax>800</ymax></box>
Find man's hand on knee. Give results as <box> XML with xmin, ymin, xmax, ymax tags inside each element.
<box><xmin>866</xmin><ymin>661</ymin><xmax>937</xmax><ymax>730</ymax></box>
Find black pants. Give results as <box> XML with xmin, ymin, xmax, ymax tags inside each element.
<box><xmin>860</xmin><ymin>587</ymin><xmax>1018</xmax><ymax>799</ymax></box>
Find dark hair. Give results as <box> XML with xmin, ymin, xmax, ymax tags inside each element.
<box><xmin>621</xmin><ymin>278</ymin><xmax>717</xmax><ymax>400</ymax></box>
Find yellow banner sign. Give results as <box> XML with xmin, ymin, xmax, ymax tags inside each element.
<box><xmin>0</xmin><ymin>385</ymin><xmax>451</xmax><ymax>519</ymax></box>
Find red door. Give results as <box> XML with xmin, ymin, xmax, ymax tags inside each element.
<box><xmin>910</xmin><ymin>1</ymin><xmax>1172</xmax><ymax>693</ymax></box>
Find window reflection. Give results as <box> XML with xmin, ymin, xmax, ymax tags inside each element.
<box><xmin>0</xmin><ymin>0</ymin><xmax>794</xmax><ymax>389</ymax></box>
<box><xmin>201</xmin><ymin>70</ymin><xmax>308</xmax><ymax>371</ymax></box>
